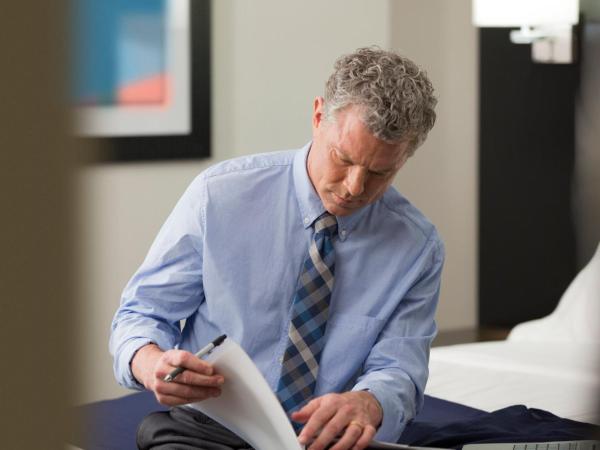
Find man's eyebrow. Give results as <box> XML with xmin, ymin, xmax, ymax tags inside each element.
<box><xmin>335</xmin><ymin>146</ymin><xmax>397</xmax><ymax>173</ymax></box>
<box><xmin>334</xmin><ymin>146</ymin><xmax>353</xmax><ymax>162</ymax></box>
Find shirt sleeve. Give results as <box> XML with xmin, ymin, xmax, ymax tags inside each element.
<box><xmin>352</xmin><ymin>235</ymin><xmax>444</xmax><ymax>442</ymax></box>
<box><xmin>109</xmin><ymin>174</ymin><xmax>207</xmax><ymax>390</ymax></box>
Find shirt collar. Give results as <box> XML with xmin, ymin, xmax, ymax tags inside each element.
<box><xmin>293</xmin><ymin>142</ymin><xmax>370</xmax><ymax>241</ymax></box>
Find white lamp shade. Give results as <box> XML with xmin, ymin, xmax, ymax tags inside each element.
<box><xmin>473</xmin><ymin>0</ymin><xmax>579</xmax><ymax>27</ymax></box>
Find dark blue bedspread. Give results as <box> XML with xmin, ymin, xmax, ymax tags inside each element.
<box><xmin>70</xmin><ymin>392</ymin><xmax>599</xmax><ymax>449</ymax></box>
<box><xmin>399</xmin><ymin>403</ymin><xmax>599</xmax><ymax>447</ymax></box>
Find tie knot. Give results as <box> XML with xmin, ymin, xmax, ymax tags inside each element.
<box><xmin>314</xmin><ymin>212</ymin><xmax>338</xmax><ymax>237</ymax></box>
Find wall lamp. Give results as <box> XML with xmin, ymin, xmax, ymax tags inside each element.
<box><xmin>473</xmin><ymin>0</ymin><xmax>579</xmax><ymax>64</ymax></box>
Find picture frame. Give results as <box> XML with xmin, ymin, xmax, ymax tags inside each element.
<box><xmin>75</xmin><ymin>0</ymin><xmax>210</xmax><ymax>162</ymax></box>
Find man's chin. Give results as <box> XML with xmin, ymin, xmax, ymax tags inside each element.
<box><xmin>325</xmin><ymin>201</ymin><xmax>360</xmax><ymax>217</ymax></box>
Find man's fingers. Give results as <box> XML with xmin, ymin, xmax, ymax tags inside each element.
<box><xmin>157</xmin><ymin>349</ymin><xmax>225</xmax><ymax>387</ymax></box>
<box><xmin>156</xmin><ymin>378</ymin><xmax>222</xmax><ymax>398</ymax></box>
<box><xmin>152</xmin><ymin>392</ymin><xmax>189</xmax><ymax>406</ymax></box>
<box><xmin>153</xmin><ymin>379</ymin><xmax>221</xmax><ymax>404</ymax></box>
<box><xmin>157</xmin><ymin>367</ymin><xmax>225</xmax><ymax>388</ymax></box>
<box><xmin>328</xmin><ymin>421</ymin><xmax>364</xmax><ymax>450</ymax></box>
<box><xmin>305</xmin><ymin>409</ymin><xmax>355</xmax><ymax>450</ymax></box>
<box><xmin>178</xmin><ymin>369</ymin><xmax>225</xmax><ymax>387</ymax></box>
<box><xmin>291</xmin><ymin>397</ymin><xmax>321</xmax><ymax>422</ymax></box>
<box><xmin>162</xmin><ymin>349</ymin><xmax>215</xmax><ymax>376</ymax></box>
<box><xmin>295</xmin><ymin>392</ymin><xmax>381</xmax><ymax>450</ymax></box>
<box><xmin>153</xmin><ymin>389</ymin><xmax>220</xmax><ymax>407</ymax></box>
<box><xmin>146</xmin><ymin>349</ymin><xmax>226</xmax><ymax>405</ymax></box>
<box><xmin>298</xmin><ymin>404</ymin><xmax>336</xmax><ymax>447</ymax></box>
<box><xmin>354</xmin><ymin>424</ymin><xmax>376</xmax><ymax>450</ymax></box>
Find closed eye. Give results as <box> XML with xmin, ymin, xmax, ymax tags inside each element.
<box><xmin>369</xmin><ymin>170</ymin><xmax>389</xmax><ymax>177</ymax></box>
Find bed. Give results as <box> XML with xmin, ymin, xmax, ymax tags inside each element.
<box><xmin>426</xmin><ymin>243</ymin><xmax>600</xmax><ymax>426</ymax></box>
<box><xmin>68</xmin><ymin>392</ymin><xmax>489</xmax><ymax>450</ymax></box>
<box><xmin>69</xmin><ymin>245</ymin><xmax>600</xmax><ymax>449</ymax></box>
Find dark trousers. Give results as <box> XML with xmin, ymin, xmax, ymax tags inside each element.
<box><xmin>137</xmin><ymin>406</ymin><xmax>255</xmax><ymax>450</ymax></box>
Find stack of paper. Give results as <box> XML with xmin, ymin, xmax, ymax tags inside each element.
<box><xmin>187</xmin><ymin>338</ymin><xmax>441</xmax><ymax>450</ymax></box>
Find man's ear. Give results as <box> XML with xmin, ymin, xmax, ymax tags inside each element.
<box><xmin>312</xmin><ymin>96</ymin><xmax>325</xmax><ymax>130</ymax></box>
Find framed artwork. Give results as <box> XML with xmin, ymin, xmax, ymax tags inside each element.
<box><xmin>73</xmin><ymin>0</ymin><xmax>210</xmax><ymax>162</ymax></box>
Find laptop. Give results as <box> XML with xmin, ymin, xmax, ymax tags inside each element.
<box><xmin>462</xmin><ymin>440</ymin><xmax>600</xmax><ymax>450</ymax></box>
<box><xmin>364</xmin><ymin>439</ymin><xmax>599</xmax><ymax>450</ymax></box>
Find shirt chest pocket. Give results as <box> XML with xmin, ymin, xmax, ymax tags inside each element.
<box><xmin>317</xmin><ymin>312</ymin><xmax>386</xmax><ymax>388</ymax></box>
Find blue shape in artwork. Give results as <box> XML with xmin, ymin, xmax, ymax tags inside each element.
<box><xmin>119</xmin><ymin>15</ymin><xmax>165</xmax><ymax>86</ymax></box>
<box><xmin>72</xmin><ymin>0</ymin><xmax>166</xmax><ymax>105</ymax></box>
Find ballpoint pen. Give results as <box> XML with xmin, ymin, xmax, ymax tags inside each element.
<box><xmin>163</xmin><ymin>334</ymin><xmax>227</xmax><ymax>382</ymax></box>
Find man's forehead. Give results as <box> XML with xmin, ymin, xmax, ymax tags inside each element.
<box><xmin>332</xmin><ymin>107</ymin><xmax>408</xmax><ymax>149</ymax></box>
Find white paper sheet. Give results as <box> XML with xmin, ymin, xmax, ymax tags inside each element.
<box><xmin>186</xmin><ymin>338</ymin><xmax>303</xmax><ymax>450</ymax></box>
<box><xmin>186</xmin><ymin>338</ymin><xmax>425</xmax><ymax>449</ymax></box>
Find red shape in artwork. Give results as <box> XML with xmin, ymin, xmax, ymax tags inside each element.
<box><xmin>118</xmin><ymin>74</ymin><xmax>170</xmax><ymax>106</ymax></box>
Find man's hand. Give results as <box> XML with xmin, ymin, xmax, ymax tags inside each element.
<box><xmin>131</xmin><ymin>344</ymin><xmax>224</xmax><ymax>406</ymax></box>
<box><xmin>292</xmin><ymin>391</ymin><xmax>383</xmax><ymax>450</ymax></box>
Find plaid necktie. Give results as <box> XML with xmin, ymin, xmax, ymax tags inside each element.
<box><xmin>276</xmin><ymin>212</ymin><xmax>338</xmax><ymax>420</ymax></box>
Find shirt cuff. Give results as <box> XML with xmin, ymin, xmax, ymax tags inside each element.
<box><xmin>115</xmin><ymin>337</ymin><xmax>158</xmax><ymax>390</ymax></box>
<box><xmin>352</xmin><ymin>381</ymin><xmax>406</xmax><ymax>442</ymax></box>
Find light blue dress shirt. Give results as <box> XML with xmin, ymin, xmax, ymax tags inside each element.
<box><xmin>110</xmin><ymin>143</ymin><xmax>444</xmax><ymax>442</ymax></box>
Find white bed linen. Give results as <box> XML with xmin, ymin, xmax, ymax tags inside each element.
<box><xmin>426</xmin><ymin>242</ymin><xmax>600</xmax><ymax>425</ymax></box>
<box><xmin>425</xmin><ymin>340</ymin><xmax>600</xmax><ymax>425</ymax></box>
<box><xmin>508</xmin><ymin>243</ymin><xmax>600</xmax><ymax>345</ymax></box>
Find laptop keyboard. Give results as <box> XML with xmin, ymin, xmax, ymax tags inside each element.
<box><xmin>513</xmin><ymin>442</ymin><xmax>597</xmax><ymax>450</ymax></box>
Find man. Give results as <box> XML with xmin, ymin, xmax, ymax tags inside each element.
<box><xmin>110</xmin><ymin>47</ymin><xmax>443</xmax><ymax>450</ymax></box>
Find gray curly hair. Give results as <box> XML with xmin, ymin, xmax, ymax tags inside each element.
<box><xmin>323</xmin><ymin>47</ymin><xmax>437</xmax><ymax>155</ymax></box>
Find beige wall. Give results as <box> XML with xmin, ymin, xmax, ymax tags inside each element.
<box><xmin>390</xmin><ymin>0</ymin><xmax>478</xmax><ymax>330</ymax></box>
<box><xmin>77</xmin><ymin>0</ymin><xmax>478</xmax><ymax>403</ymax></box>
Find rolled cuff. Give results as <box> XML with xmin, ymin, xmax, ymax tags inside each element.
<box><xmin>114</xmin><ymin>336</ymin><xmax>166</xmax><ymax>390</ymax></box>
<box><xmin>352</xmin><ymin>381</ymin><xmax>409</xmax><ymax>442</ymax></box>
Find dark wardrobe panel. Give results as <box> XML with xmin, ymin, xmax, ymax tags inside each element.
<box><xmin>479</xmin><ymin>28</ymin><xmax>579</xmax><ymax>327</ymax></box>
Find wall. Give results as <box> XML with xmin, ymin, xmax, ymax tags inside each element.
<box><xmin>390</xmin><ymin>0</ymin><xmax>478</xmax><ymax>331</ymax></box>
<box><xmin>574</xmin><ymin>21</ymin><xmax>600</xmax><ymax>266</ymax></box>
<box><xmin>76</xmin><ymin>0</ymin><xmax>479</xmax><ymax>403</ymax></box>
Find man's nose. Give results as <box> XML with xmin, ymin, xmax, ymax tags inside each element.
<box><xmin>344</xmin><ymin>166</ymin><xmax>366</xmax><ymax>197</ymax></box>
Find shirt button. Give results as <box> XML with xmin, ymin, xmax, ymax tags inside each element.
<box><xmin>341</xmin><ymin>229</ymin><xmax>347</xmax><ymax>237</ymax></box>
<box><xmin>278</xmin><ymin>356</ymin><xmax>284</xmax><ymax>364</ymax></box>
<box><xmin>304</xmin><ymin>217</ymin><xmax>310</xmax><ymax>225</ymax></box>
